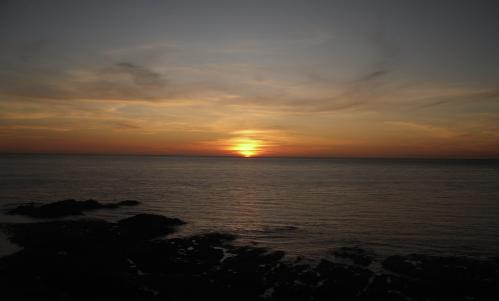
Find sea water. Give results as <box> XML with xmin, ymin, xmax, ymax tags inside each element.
<box><xmin>1</xmin><ymin>154</ymin><xmax>499</xmax><ymax>259</ymax></box>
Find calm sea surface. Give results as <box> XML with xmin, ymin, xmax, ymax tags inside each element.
<box><xmin>1</xmin><ymin>154</ymin><xmax>499</xmax><ymax>259</ymax></box>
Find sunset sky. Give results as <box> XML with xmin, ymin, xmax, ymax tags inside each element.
<box><xmin>1</xmin><ymin>0</ymin><xmax>499</xmax><ymax>158</ymax></box>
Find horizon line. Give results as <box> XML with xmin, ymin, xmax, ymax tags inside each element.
<box><xmin>1</xmin><ymin>151</ymin><xmax>499</xmax><ymax>161</ymax></box>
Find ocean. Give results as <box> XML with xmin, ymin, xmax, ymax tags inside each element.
<box><xmin>1</xmin><ymin>154</ymin><xmax>499</xmax><ymax>260</ymax></box>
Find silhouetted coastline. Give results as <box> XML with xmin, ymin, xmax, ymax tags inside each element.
<box><xmin>6</xmin><ymin>199</ymin><xmax>140</xmax><ymax>218</ymax></box>
<box><xmin>1</xmin><ymin>200</ymin><xmax>498</xmax><ymax>300</ymax></box>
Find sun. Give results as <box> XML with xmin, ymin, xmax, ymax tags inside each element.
<box><xmin>231</xmin><ymin>139</ymin><xmax>261</xmax><ymax>157</ymax></box>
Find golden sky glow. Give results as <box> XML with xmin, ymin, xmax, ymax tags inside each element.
<box><xmin>1</xmin><ymin>1</ymin><xmax>499</xmax><ymax>158</ymax></box>
<box><xmin>229</xmin><ymin>138</ymin><xmax>262</xmax><ymax>157</ymax></box>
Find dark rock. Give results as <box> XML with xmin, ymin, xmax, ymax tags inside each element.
<box><xmin>1</xmin><ymin>219</ymin><xmax>119</xmax><ymax>250</ymax></box>
<box><xmin>2</xmin><ymin>210</ymin><xmax>499</xmax><ymax>301</ymax></box>
<box><xmin>117</xmin><ymin>200</ymin><xmax>141</xmax><ymax>206</ymax></box>
<box><xmin>0</xmin><ymin>221</ymin><xmax>155</xmax><ymax>300</ymax></box>
<box><xmin>118</xmin><ymin>213</ymin><xmax>185</xmax><ymax>240</ymax></box>
<box><xmin>362</xmin><ymin>274</ymin><xmax>413</xmax><ymax>300</ymax></box>
<box><xmin>316</xmin><ymin>259</ymin><xmax>373</xmax><ymax>299</ymax></box>
<box><xmin>6</xmin><ymin>199</ymin><xmax>141</xmax><ymax>218</ymax></box>
<box><xmin>383</xmin><ymin>254</ymin><xmax>499</xmax><ymax>300</ymax></box>
<box><xmin>333</xmin><ymin>246</ymin><xmax>375</xmax><ymax>266</ymax></box>
<box><xmin>382</xmin><ymin>254</ymin><xmax>423</xmax><ymax>278</ymax></box>
<box><xmin>127</xmin><ymin>233</ymin><xmax>231</xmax><ymax>275</ymax></box>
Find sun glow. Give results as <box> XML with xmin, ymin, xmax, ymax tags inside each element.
<box><xmin>231</xmin><ymin>139</ymin><xmax>262</xmax><ymax>157</ymax></box>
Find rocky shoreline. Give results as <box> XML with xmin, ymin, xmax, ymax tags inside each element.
<box><xmin>5</xmin><ymin>199</ymin><xmax>140</xmax><ymax>218</ymax></box>
<box><xmin>1</xmin><ymin>200</ymin><xmax>498</xmax><ymax>300</ymax></box>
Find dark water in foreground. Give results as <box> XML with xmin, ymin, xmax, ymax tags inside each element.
<box><xmin>1</xmin><ymin>154</ymin><xmax>499</xmax><ymax>259</ymax></box>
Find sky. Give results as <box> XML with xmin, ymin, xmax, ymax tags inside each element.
<box><xmin>1</xmin><ymin>0</ymin><xmax>499</xmax><ymax>158</ymax></box>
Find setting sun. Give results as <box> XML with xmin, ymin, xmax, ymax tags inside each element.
<box><xmin>231</xmin><ymin>139</ymin><xmax>261</xmax><ymax>157</ymax></box>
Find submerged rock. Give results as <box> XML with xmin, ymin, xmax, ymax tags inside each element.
<box><xmin>6</xmin><ymin>199</ymin><xmax>141</xmax><ymax>218</ymax></box>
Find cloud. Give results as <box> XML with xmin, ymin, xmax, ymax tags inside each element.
<box><xmin>108</xmin><ymin>120</ymin><xmax>142</xmax><ymax>130</ymax></box>
<box><xmin>385</xmin><ymin>121</ymin><xmax>461</xmax><ymax>139</ymax></box>
<box><xmin>114</xmin><ymin>62</ymin><xmax>166</xmax><ymax>87</ymax></box>
<box><xmin>1</xmin><ymin>36</ymin><xmax>497</xmax><ymax>121</ymax></box>
<box><xmin>1</xmin><ymin>60</ymin><xmax>173</xmax><ymax>102</ymax></box>
<box><xmin>0</xmin><ymin>125</ymin><xmax>70</xmax><ymax>132</ymax></box>
<box><xmin>415</xmin><ymin>87</ymin><xmax>499</xmax><ymax>109</ymax></box>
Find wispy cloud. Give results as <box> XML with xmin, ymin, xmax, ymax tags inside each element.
<box><xmin>114</xmin><ymin>62</ymin><xmax>166</xmax><ymax>87</ymax></box>
<box><xmin>385</xmin><ymin>121</ymin><xmax>461</xmax><ymax>139</ymax></box>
